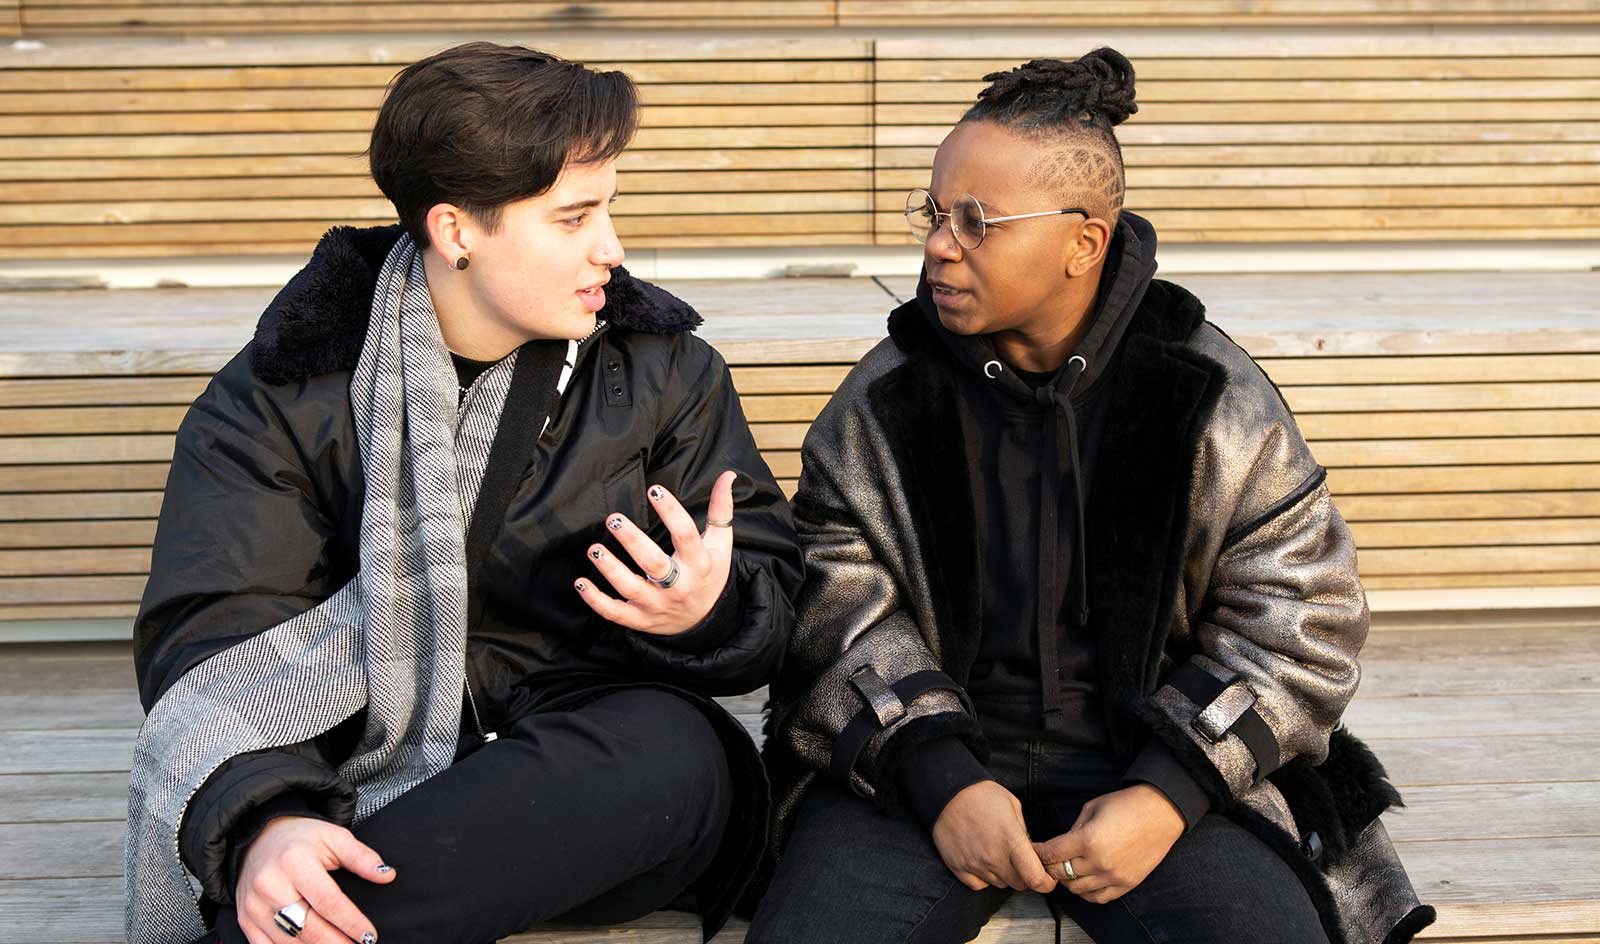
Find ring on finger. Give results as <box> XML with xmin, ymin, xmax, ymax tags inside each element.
<box><xmin>1052</xmin><ymin>859</ymin><xmax>1077</xmax><ymax>881</ymax></box>
<box><xmin>273</xmin><ymin>900</ymin><xmax>308</xmax><ymax>938</ymax></box>
<box><xmin>705</xmin><ymin>515</ymin><xmax>733</xmax><ymax>528</ymax></box>
<box><xmin>646</xmin><ymin>557</ymin><xmax>681</xmax><ymax>589</ymax></box>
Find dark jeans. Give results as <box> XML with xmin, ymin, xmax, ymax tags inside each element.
<box><xmin>748</xmin><ymin>740</ymin><xmax>1328</xmax><ymax>944</ymax></box>
<box><xmin>214</xmin><ymin>688</ymin><xmax>732</xmax><ymax>944</ymax></box>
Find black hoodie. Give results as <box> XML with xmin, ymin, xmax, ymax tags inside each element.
<box><xmin>896</xmin><ymin>212</ymin><xmax>1211</xmax><ymax>833</ymax></box>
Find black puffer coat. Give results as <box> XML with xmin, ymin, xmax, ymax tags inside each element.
<box><xmin>132</xmin><ymin>223</ymin><xmax>804</xmax><ymax>939</ymax></box>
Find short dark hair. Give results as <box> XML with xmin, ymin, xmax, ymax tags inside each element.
<box><xmin>366</xmin><ymin>42</ymin><xmax>639</xmax><ymax>249</ymax></box>
<box><xmin>961</xmin><ymin>47</ymin><xmax>1137</xmax><ymax>224</ymax></box>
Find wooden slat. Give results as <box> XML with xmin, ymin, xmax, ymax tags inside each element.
<box><xmin>20</xmin><ymin>2</ymin><xmax>840</xmax><ymax>32</ymax></box>
<box><xmin>842</xmin><ymin>1</ymin><xmax>1600</xmax><ymax>26</ymax></box>
<box><xmin>0</xmin><ymin>575</ymin><xmax>147</xmax><ymax>605</ymax></box>
<box><xmin>1327</xmin><ymin>465</ymin><xmax>1600</xmax><ymax>495</ymax></box>
<box><xmin>1337</xmin><ymin>492</ymin><xmax>1600</xmax><ymax>522</ymax></box>
<box><xmin>0</xmin><ymin>463</ymin><xmax>170</xmax><ymax>492</ymax></box>
<box><xmin>0</xmin><ymin>519</ymin><xmax>156</xmax><ymax>549</ymax></box>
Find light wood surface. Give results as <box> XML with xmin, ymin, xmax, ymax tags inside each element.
<box><xmin>2</xmin><ymin>29</ymin><xmax>1597</xmax><ymax>256</ymax></box>
<box><xmin>2</xmin><ymin>269</ymin><xmax>1597</xmax><ymax>617</ymax></box>
<box><xmin>1</xmin><ymin>617</ymin><xmax>1596</xmax><ymax>941</ymax></box>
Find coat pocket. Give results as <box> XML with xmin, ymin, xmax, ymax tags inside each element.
<box><xmin>600</xmin><ymin>447</ymin><xmax>651</xmax><ymax>530</ymax></box>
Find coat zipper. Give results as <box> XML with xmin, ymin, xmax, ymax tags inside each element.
<box><xmin>455</xmin><ymin>319</ymin><xmax>610</xmax><ymax>746</ymax></box>
<box><xmin>464</xmin><ymin>675</ymin><xmax>495</xmax><ymax>743</ymax></box>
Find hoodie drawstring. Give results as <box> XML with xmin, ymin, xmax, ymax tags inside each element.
<box><xmin>1033</xmin><ymin>354</ymin><xmax>1090</xmax><ymax>734</ymax></box>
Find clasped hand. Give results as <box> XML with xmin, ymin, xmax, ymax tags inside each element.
<box><xmin>931</xmin><ymin>781</ymin><xmax>1185</xmax><ymax>904</ymax></box>
<box><xmin>574</xmin><ymin>469</ymin><xmax>737</xmax><ymax>636</ymax></box>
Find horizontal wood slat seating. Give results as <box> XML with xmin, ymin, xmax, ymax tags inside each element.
<box><xmin>15</xmin><ymin>1</ymin><xmax>841</xmax><ymax>33</ymax></box>
<box><xmin>1</xmin><ymin>270</ymin><xmax>1596</xmax><ymax>624</ymax></box>
<box><xmin>3</xmin><ymin>621</ymin><xmax>1598</xmax><ymax>943</ymax></box>
<box><xmin>873</xmin><ymin>33</ymin><xmax>1600</xmax><ymax>245</ymax></box>
<box><xmin>0</xmin><ymin>36</ymin><xmax>874</xmax><ymax>256</ymax></box>
<box><xmin>839</xmin><ymin>0</ymin><xmax>1600</xmax><ymax>25</ymax></box>
<box><xmin>12</xmin><ymin>0</ymin><xmax>1600</xmax><ymax>34</ymax></box>
<box><xmin>4</xmin><ymin>29</ymin><xmax>1600</xmax><ymax>256</ymax></box>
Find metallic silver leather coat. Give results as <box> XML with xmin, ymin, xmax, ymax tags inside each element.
<box><xmin>763</xmin><ymin>280</ymin><xmax>1432</xmax><ymax>944</ymax></box>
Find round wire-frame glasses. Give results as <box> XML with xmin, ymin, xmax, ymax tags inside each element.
<box><xmin>904</xmin><ymin>188</ymin><xmax>1088</xmax><ymax>250</ymax></box>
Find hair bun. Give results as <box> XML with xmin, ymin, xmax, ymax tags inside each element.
<box><xmin>1076</xmin><ymin>47</ymin><xmax>1137</xmax><ymax>127</ymax></box>
<box><xmin>975</xmin><ymin>48</ymin><xmax>1137</xmax><ymax>130</ymax></box>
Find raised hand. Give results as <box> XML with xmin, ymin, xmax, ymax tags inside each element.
<box><xmin>575</xmin><ymin>469</ymin><xmax>737</xmax><ymax>636</ymax></box>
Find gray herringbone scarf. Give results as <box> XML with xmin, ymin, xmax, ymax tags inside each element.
<box><xmin>125</xmin><ymin>234</ymin><xmax>521</xmax><ymax>943</ymax></box>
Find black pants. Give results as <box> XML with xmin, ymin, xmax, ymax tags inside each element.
<box><xmin>216</xmin><ymin>688</ymin><xmax>732</xmax><ymax>944</ymax></box>
<box><xmin>748</xmin><ymin>740</ymin><xmax>1328</xmax><ymax>944</ymax></box>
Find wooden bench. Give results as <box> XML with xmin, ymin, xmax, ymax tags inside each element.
<box><xmin>0</xmin><ymin>36</ymin><xmax>875</xmax><ymax>257</ymax></box>
<box><xmin>837</xmin><ymin>0</ymin><xmax>1600</xmax><ymax>26</ymax></box>
<box><xmin>7</xmin><ymin>0</ymin><xmax>1597</xmax><ymax>35</ymax></box>
<box><xmin>2</xmin><ymin>270</ymin><xmax>1597</xmax><ymax>635</ymax></box>
<box><xmin>2</xmin><ymin>29</ymin><xmax>1596</xmax><ymax>256</ymax></box>
<box><xmin>3</xmin><ymin>608</ymin><xmax>1597</xmax><ymax>943</ymax></box>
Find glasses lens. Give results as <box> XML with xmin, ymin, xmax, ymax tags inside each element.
<box><xmin>952</xmin><ymin>195</ymin><xmax>985</xmax><ymax>249</ymax></box>
<box><xmin>905</xmin><ymin>189</ymin><xmax>935</xmax><ymax>242</ymax></box>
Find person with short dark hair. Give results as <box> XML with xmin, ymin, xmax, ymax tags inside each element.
<box><xmin>749</xmin><ymin>48</ymin><xmax>1434</xmax><ymax>944</ymax></box>
<box><xmin>125</xmin><ymin>42</ymin><xmax>802</xmax><ymax>944</ymax></box>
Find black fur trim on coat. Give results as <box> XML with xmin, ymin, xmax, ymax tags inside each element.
<box><xmin>250</xmin><ymin>222</ymin><xmax>702</xmax><ymax>386</ymax></box>
<box><xmin>1269</xmin><ymin>726</ymin><xmax>1407</xmax><ymax>868</ymax></box>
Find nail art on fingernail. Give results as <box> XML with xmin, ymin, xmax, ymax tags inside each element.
<box><xmin>376</xmin><ymin>864</ymin><xmax>392</xmax><ymax>874</ymax></box>
<box><xmin>574</xmin><ymin>580</ymin><xmax>587</xmax><ymax>592</ymax></box>
<box><xmin>361</xmin><ymin>933</ymin><xmax>377</xmax><ymax>944</ymax></box>
<box><xmin>649</xmin><ymin>486</ymin><xmax>664</xmax><ymax>500</ymax></box>
<box><xmin>590</xmin><ymin>548</ymin><xmax>604</xmax><ymax>559</ymax></box>
<box><xmin>608</xmin><ymin>517</ymin><xmax>624</xmax><ymax>531</ymax></box>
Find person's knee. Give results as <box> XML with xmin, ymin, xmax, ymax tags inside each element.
<box><xmin>601</xmin><ymin>689</ymin><xmax>733</xmax><ymax>854</ymax></box>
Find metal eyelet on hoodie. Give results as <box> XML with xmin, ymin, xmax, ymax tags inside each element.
<box><xmin>983</xmin><ymin>359</ymin><xmax>1003</xmax><ymax>378</ymax></box>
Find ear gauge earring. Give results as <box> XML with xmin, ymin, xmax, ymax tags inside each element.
<box><xmin>454</xmin><ymin>256</ymin><xmax>470</xmax><ymax>271</ymax></box>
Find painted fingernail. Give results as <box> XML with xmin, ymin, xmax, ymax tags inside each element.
<box><xmin>375</xmin><ymin>864</ymin><xmax>392</xmax><ymax>874</ymax></box>
<box><xmin>608</xmin><ymin>516</ymin><xmax>624</xmax><ymax>531</ymax></box>
<box><xmin>361</xmin><ymin>933</ymin><xmax>377</xmax><ymax>944</ymax></box>
<box><xmin>574</xmin><ymin>580</ymin><xmax>587</xmax><ymax>592</ymax></box>
<box><xmin>590</xmin><ymin>547</ymin><xmax>604</xmax><ymax>560</ymax></box>
<box><xmin>649</xmin><ymin>485</ymin><xmax>664</xmax><ymax>501</ymax></box>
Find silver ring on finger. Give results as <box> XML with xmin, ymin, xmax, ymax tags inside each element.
<box><xmin>647</xmin><ymin>557</ymin><xmax>681</xmax><ymax>589</ymax></box>
<box><xmin>273</xmin><ymin>900</ymin><xmax>308</xmax><ymax>938</ymax></box>
<box><xmin>1057</xmin><ymin>859</ymin><xmax>1078</xmax><ymax>880</ymax></box>
<box><xmin>705</xmin><ymin>515</ymin><xmax>733</xmax><ymax>528</ymax></box>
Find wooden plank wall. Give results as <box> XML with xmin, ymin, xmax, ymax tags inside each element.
<box><xmin>0</xmin><ymin>38</ymin><xmax>874</xmax><ymax>257</ymax></box>
<box><xmin>16</xmin><ymin>1</ymin><xmax>840</xmax><ymax>33</ymax></box>
<box><xmin>839</xmin><ymin>1</ymin><xmax>1600</xmax><ymax>26</ymax></box>
<box><xmin>13</xmin><ymin>0</ymin><xmax>1600</xmax><ymax>33</ymax></box>
<box><xmin>0</xmin><ymin>0</ymin><xmax>19</xmax><ymax>37</ymax></box>
<box><xmin>3</xmin><ymin>29</ymin><xmax>1598</xmax><ymax>257</ymax></box>
<box><xmin>3</xmin><ymin>337</ymin><xmax>1598</xmax><ymax>620</ymax></box>
<box><xmin>873</xmin><ymin>33</ymin><xmax>1600</xmax><ymax>245</ymax></box>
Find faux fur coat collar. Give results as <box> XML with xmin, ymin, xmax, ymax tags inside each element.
<box><xmin>250</xmin><ymin>222</ymin><xmax>702</xmax><ymax>386</ymax></box>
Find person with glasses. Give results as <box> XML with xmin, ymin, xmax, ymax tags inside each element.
<box><xmin>748</xmin><ymin>48</ymin><xmax>1432</xmax><ymax>944</ymax></box>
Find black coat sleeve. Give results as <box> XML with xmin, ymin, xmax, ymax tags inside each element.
<box><xmin>133</xmin><ymin>349</ymin><xmax>357</xmax><ymax>712</ymax></box>
<box><xmin>619</xmin><ymin>334</ymin><xmax>804</xmax><ymax>696</ymax></box>
<box><xmin>132</xmin><ymin>348</ymin><xmax>361</xmax><ymax>907</ymax></box>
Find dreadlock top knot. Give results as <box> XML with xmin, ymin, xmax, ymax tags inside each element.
<box><xmin>970</xmin><ymin>47</ymin><xmax>1137</xmax><ymax>131</ymax></box>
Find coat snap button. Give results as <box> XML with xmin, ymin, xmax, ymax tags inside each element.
<box><xmin>611</xmin><ymin>385</ymin><xmax>624</xmax><ymax>396</ymax></box>
<box><xmin>607</xmin><ymin>361</ymin><xmax>620</xmax><ymax>372</ymax></box>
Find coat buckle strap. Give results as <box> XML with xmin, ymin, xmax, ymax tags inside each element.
<box><xmin>849</xmin><ymin>664</ymin><xmax>908</xmax><ymax>728</ymax></box>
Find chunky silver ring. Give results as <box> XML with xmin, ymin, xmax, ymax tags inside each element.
<box><xmin>647</xmin><ymin>557</ymin><xmax>681</xmax><ymax>589</ymax></box>
<box><xmin>273</xmin><ymin>901</ymin><xmax>308</xmax><ymax>937</ymax></box>
<box><xmin>1060</xmin><ymin>859</ymin><xmax>1078</xmax><ymax>880</ymax></box>
<box><xmin>705</xmin><ymin>516</ymin><xmax>733</xmax><ymax>528</ymax></box>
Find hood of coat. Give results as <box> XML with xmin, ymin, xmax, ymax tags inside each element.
<box><xmin>908</xmin><ymin>209</ymin><xmax>1159</xmax><ymax>403</ymax></box>
<box><xmin>250</xmin><ymin>223</ymin><xmax>703</xmax><ymax>386</ymax></box>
